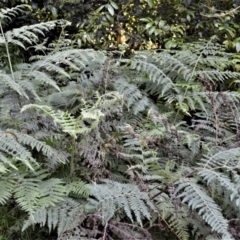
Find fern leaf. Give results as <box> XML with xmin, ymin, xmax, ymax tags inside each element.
<box><xmin>0</xmin><ymin>4</ymin><xmax>28</xmax><ymax>23</ymax></box>
<box><xmin>198</xmin><ymin>169</ymin><xmax>240</xmax><ymax>205</ymax></box>
<box><xmin>0</xmin><ymin>72</ymin><xmax>28</xmax><ymax>98</ymax></box>
<box><xmin>38</xmin><ymin>178</ymin><xmax>66</xmax><ymax>208</ymax></box>
<box><xmin>15</xmin><ymin>132</ymin><xmax>67</xmax><ymax>164</ymax></box>
<box><xmin>0</xmin><ymin>178</ymin><xmax>15</xmax><ymax>204</ymax></box>
<box><xmin>21</xmin><ymin>104</ymin><xmax>80</xmax><ymax>138</ymax></box>
<box><xmin>66</xmin><ymin>180</ymin><xmax>90</xmax><ymax>198</ymax></box>
<box><xmin>199</xmin><ymin>148</ymin><xmax>240</xmax><ymax>169</ymax></box>
<box><xmin>155</xmin><ymin>193</ymin><xmax>190</xmax><ymax>240</ymax></box>
<box><xmin>130</xmin><ymin>58</ymin><xmax>175</xmax><ymax>96</ymax></box>
<box><xmin>21</xmin><ymin>104</ymin><xmax>104</xmax><ymax>138</ymax></box>
<box><xmin>22</xmin><ymin>198</ymin><xmax>83</xmax><ymax>236</ymax></box>
<box><xmin>0</xmin><ymin>132</ymin><xmax>37</xmax><ymax>170</ymax></box>
<box><xmin>14</xmin><ymin>178</ymin><xmax>42</xmax><ymax>215</ymax></box>
<box><xmin>175</xmin><ymin>178</ymin><xmax>230</xmax><ymax>236</ymax></box>
<box><xmin>89</xmin><ymin>180</ymin><xmax>155</xmax><ymax>226</ymax></box>
<box><xmin>27</xmin><ymin>70</ymin><xmax>61</xmax><ymax>92</ymax></box>
<box><xmin>6</xmin><ymin>20</ymin><xmax>70</xmax><ymax>49</ymax></box>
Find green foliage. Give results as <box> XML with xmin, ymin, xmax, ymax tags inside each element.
<box><xmin>89</xmin><ymin>180</ymin><xmax>155</xmax><ymax>226</ymax></box>
<box><xmin>25</xmin><ymin>0</ymin><xmax>240</xmax><ymax>51</ymax></box>
<box><xmin>2</xmin><ymin>3</ymin><xmax>240</xmax><ymax>240</ymax></box>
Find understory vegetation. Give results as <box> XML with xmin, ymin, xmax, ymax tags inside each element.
<box><xmin>0</xmin><ymin>1</ymin><xmax>240</xmax><ymax>240</ymax></box>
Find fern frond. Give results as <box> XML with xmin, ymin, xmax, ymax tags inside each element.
<box><xmin>0</xmin><ymin>131</ymin><xmax>37</xmax><ymax>170</ymax></box>
<box><xmin>66</xmin><ymin>180</ymin><xmax>90</xmax><ymax>198</ymax></box>
<box><xmin>14</xmin><ymin>178</ymin><xmax>42</xmax><ymax>215</ymax></box>
<box><xmin>130</xmin><ymin>58</ymin><xmax>175</xmax><ymax>96</ymax></box>
<box><xmin>21</xmin><ymin>104</ymin><xmax>81</xmax><ymax>138</ymax></box>
<box><xmin>175</xmin><ymin>178</ymin><xmax>230</xmax><ymax>236</ymax></box>
<box><xmin>19</xmin><ymin>80</ymin><xmax>41</xmax><ymax>101</ymax></box>
<box><xmin>22</xmin><ymin>198</ymin><xmax>83</xmax><ymax>236</ymax></box>
<box><xmin>155</xmin><ymin>193</ymin><xmax>190</xmax><ymax>240</ymax></box>
<box><xmin>15</xmin><ymin>132</ymin><xmax>67</xmax><ymax>164</ymax></box>
<box><xmin>206</xmin><ymin>233</ymin><xmax>235</xmax><ymax>240</ymax></box>
<box><xmin>199</xmin><ymin>147</ymin><xmax>240</xmax><ymax>169</ymax></box>
<box><xmin>27</xmin><ymin>70</ymin><xmax>61</xmax><ymax>92</ymax></box>
<box><xmin>89</xmin><ymin>180</ymin><xmax>155</xmax><ymax>226</ymax></box>
<box><xmin>38</xmin><ymin>178</ymin><xmax>66</xmax><ymax>208</ymax></box>
<box><xmin>157</xmin><ymin>51</ymin><xmax>193</xmax><ymax>81</ymax></box>
<box><xmin>0</xmin><ymin>177</ymin><xmax>15</xmax><ymax>204</ymax></box>
<box><xmin>0</xmin><ymin>4</ymin><xmax>28</xmax><ymax>23</ymax></box>
<box><xmin>197</xmin><ymin>70</ymin><xmax>240</xmax><ymax>84</ymax></box>
<box><xmin>0</xmin><ymin>71</ymin><xmax>28</xmax><ymax>98</ymax></box>
<box><xmin>21</xmin><ymin>104</ymin><xmax>104</xmax><ymax>138</ymax></box>
<box><xmin>199</xmin><ymin>168</ymin><xmax>240</xmax><ymax>209</ymax></box>
<box><xmin>5</xmin><ymin>20</ymin><xmax>70</xmax><ymax>49</ymax></box>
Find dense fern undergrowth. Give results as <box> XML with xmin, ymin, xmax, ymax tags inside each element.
<box><xmin>1</xmin><ymin>4</ymin><xmax>240</xmax><ymax>240</ymax></box>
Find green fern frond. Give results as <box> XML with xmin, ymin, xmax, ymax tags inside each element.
<box><xmin>157</xmin><ymin>51</ymin><xmax>193</xmax><ymax>81</ymax></box>
<box><xmin>27</xmin><ymin>70</ymin><xmax>61</xmax><ymax>92</ymax></box>
<box><xmin>15</xmin><ymin>132</ymin><xmax>67</xmax><ymax>164</ymax></box>
<box><xmin>66</xmin><ymin>180</ymin><xmax>90</xmax><ymax>198</ymax></box>
<box><xmin>0</xmin><ymin>4</ymin><xmax>28</xmax><ymax>23</ymax></box>
<box><xmin>198</xmin><ymin>169</ymin><xmax>235</xmax><ymax>191</ymax></box>
<box><xmin>199</xmin><ymin>147</ymin><xmax>240</xmax><ymax>169</ymax></box>
<box><xmin>5</xmin><ymin>20</ymin><xmax>70</xmax><ymax>49</ymax></box>
<box><xmin>175</xmin><ymin>178</ymin><xmax>230</xmax><ymax>236</ymax></box>
<box><xmin>19</xmin><ymin>80</ymin><xmax>41</xmax><ymax>101</ymax></box>
<box><xmin>156</xmin><ymin>193</ymin><xmax>190</xmax><ymax>240</ymax></box>
<box><xmin>0</xmin><ymin>178</ymin><xmax>15</xmax><ymax>204</ymax></box>
<box><xmin>198</xmin><ymin>169</ymin><xmax>240</xmax><ymax>207</ymax></box>
<box><xmin>31</xmin><ymin>48</ymin><xmax>106</xmax><ymax>78</ymax></box>
<box><xmin>89</xmin><ymin>180</ymin><xmax>155</xmax><ymax>226</ymax></box>
<box><xmin>14</xmin><ymin>178</ymin><xmax>42</xmax><ymax>215</ymax></box>
<box><xmin>21</xmin><ymin>103</ymin><xmax>105</xmax><ymax>138</ymax></box>
<box><xmin>0</xmin><ymin>71</ymin><xmax>28</xmax><ymax>98</ymax></box>
<box><xmin>196</xmin><ymin>70</ymin><xmax>240</xmax><ymax>84</ymax></box>
<box><xmin>206</xmin><ymin>233</ymin><xmax>235</xmax><ymax>240</ymax></box>
<box><xmin>130</xmin><ymin>58</ymin><xmax>175</xmax><ymax>96</ymax></box>
<box><xmin>11</xmin><ymin>169</ymin><xmax>66</xmax><ymax>217</ymax></box>
<box><xmin>21</xmin><ymin>104</ymin><xmax>80</xmax><ymax>138</ymax></box>
<box><xmin>38</xmin><ymin>178</ymin><xmax>66</xmax><ymax>208</ymax></box>
<box><xmin>0</xmin><ymin>131</ymin><xmax>37</xmax><ymax>170</ymax></box>
<box><xmin>0</xmin><ymin>152</ymin><xmax>18</xmax><ymax>171</ymax></box>
<box><xmin>22</xmin><ymin>198</ymin><xmax>83</xmax><ymax>236</ymax></box>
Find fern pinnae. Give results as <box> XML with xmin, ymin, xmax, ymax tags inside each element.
<box><xmin>66</xmin><ymin>180</ymin><xmax>90</xmax><ymax>198</ymax></box>
<box><xmin>198</xmin><ymin>168</ymin><xmax>240</xmax><ymax>206</ymax></box>
<box><xmin>0</xmin><ymin>4</ymin><xmax>28</xmax><ymax>23</ymax></box>
<box><xmin>23</xmin><ymin>198</ymin><xmax>84</xmax><ymax>236</ymax></box>
<box><xmin>0</xmin><ymin>71</ymin><xmax>28</xmax><ymax>98</ymax></box>
<box><xmin>175</xmin><ymin>178</ymin><xmax>231</xmax><ymax>236</ymax></box>
<box><xmin>130</xmin><ymin>58</ymin><xmax>175</xmax><ymax>96</ymax></box>
<box><xmin>0</xmin><ymin>131</ymin><xmax>37</xmax><ymax>169</ymax></box>
<box><xmin>154</xmin><ymin>192</ymin><xmax>190</xmax><ymax>240</ymax></box>
<box><xmin>21</xmin><ymin>104</ymin><xmax>80</xmax><ymax>139</ymax></box>
<box><xmin>89</xmin><ymin>180</ymin><xmax>155</xmax><ymax>226</ymax></box>
<box><xmin>197</xmin><ymin>70</ymin><xmax>240</xmax><ymax>84</ymax></box>
<box><xmin>14</xmin><ymin>177</ymin><xmax>42</xmax><ymax>216</ymax></box>
<box><xmin>0</xmin><ymin>151</ymin><xmax>18</xmax><ymax>171</ymax></box>
<box><xmin>15</xmin><ymin>131</ymin><xmax>67</xmax><ymax>164</ymax></box>
<box><xmin>28</xmin><ymin>70</ymin><xmax>61</xmax><ymax>92</ymax></box>
<box><xmin>38</xmin><ymin>178</ymin><xmax>66</xmax><ymax>208</ymax></box>
<box><xmin>157</xmin><ymin>51</ymin><xmax>193</xmax><ymax>81</ymax></box>
<box><xmin>199</xmin><ymin>148</ymin><xmax>240</xmax><ymax>170</ymax></box>
<box><xmin>0</xmin><ymin>177</ymin><xmax>15</xmax><ymax>204</ymax></box>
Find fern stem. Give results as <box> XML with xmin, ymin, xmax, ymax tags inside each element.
<box><xmin>0</xmin><ymin>21</ymin><xmax>15</xmax><ymax>82</ymax></box>
<box><xmin>184</xmin><ymin>169</ymin><xmax>197</xmax><ymax>178</ymax></box>
<box><xmin>102</xmin><ymin>221</ymin><xmax>108</xmax><ymax>240</ymax></box>
<box><xmin>150</xmin><ymin>189</ymin><xmax>164</xmax><ymax>200</ymax></box>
